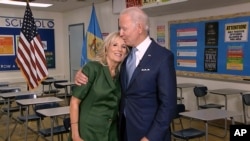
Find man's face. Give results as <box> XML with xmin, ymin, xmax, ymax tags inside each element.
<box><xmin>119</xmin><ymin>14</ymin><xmax>139</xmax><ymax>47</ymax></box>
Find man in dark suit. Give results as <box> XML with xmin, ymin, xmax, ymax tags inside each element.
<box><xmin>118</xmin><ymin>7</ymin><xmax>177</xmax><ymax>141</ymax></box>
<box><xmin>75</xmin><ymin>7</ymin><xmax>177</xmax><ymax>141</ymax></box>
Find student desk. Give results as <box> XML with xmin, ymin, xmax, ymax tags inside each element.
<box><xmin>54</xmin><ymin>82</ymin><xmax>75</xmax><ymax>105</ymax></box>
<box><xmin>180</xmin><ymin>108</ymin><xmax>241</xmax><ymax>141</ymax></box>
<box><xmin>208</xmin><ymin>88</ymin><xmax>248</xmax><ymax>110</ymax></box>
<box><xmin>0</xmin><ymin>91</ymin><xmax>35</xmax><ymax>141</ymax></box>
<box><xmin>0</xmin><ymin>86</ymin><xmax>21</xmax><ymax>93</ymax></box>
<box><xmin>0</xmin><ymin>82</ymin><xmax>9</xmax><ymax>87</ymax></box>
<box><xmin>36</xmin><ymin>106</ymin><xmax>69</xmax><ymax>141</ymax></box>
<box><xmin>16</xmin><ymin>97</ymin><xmax>63</xmax><ymax>141</ymax></box>
<box><xmin>177</xmin><ymin>83</ymin><xmax>203</xmax><ymax>103</ymax></box>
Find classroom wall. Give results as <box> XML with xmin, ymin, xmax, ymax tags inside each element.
<box><xmin>63</xmin><ymin>1</ymin><xmax>250</xmax><ymax>122</ymax></box>
<box><xmin>1</xmin><ymin>1</ymin><xmax>250</xmax><ymax>122</ymax></box>
<box><xmin>0</xmin><ymin>7</ymin><xmax>65</xmax><ymax>93</ymax></box>
<box><xmin>149</xmin><ymin>2</ymin><xmax>250</xmax><ymax>122</ymax></box>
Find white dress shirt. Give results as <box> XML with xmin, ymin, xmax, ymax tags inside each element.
<box><xmin>135</xmin><ymin>36</ymin><xmax>152</xmax><ymax>67</ymax></box>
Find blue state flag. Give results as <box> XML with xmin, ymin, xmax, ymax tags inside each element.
<box><xmin>81</xmin><ymin>4</ymin><xmax>103</xmax><ymax>66</ymax></box>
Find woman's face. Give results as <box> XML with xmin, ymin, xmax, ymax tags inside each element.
<box><xmin>106</xmin><ymin>37</ymin><xmax>127</xmax><ymax>65</ymax></box>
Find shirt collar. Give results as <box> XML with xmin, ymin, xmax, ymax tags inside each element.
<box><xmin>136</xmin><ymin>36</ymin><xmax>151</xmax><ymax>61</ymax></box>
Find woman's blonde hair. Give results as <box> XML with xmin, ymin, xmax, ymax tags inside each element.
<box><xmin>93</xmin><ymin>31</ymin><xmax>128</xmax><ymax>66</ymax></box>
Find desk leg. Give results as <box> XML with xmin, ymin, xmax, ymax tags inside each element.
<box><xmin>49</xmin><ymin>84</ymin><xmax>52</xmax><ymax>94</ymax></box>
<box><xmin>6</xmin><ymin>98</ymin><xmax>10</xmax><ymax>141</ymax></box>
<box><xmin>64</xmin><ymin>87</ymin><xmax>68</xmax><ymax>105</ymax></box>
<box><xmin>24</xmin><ymin>106</ymin><xmax>29</xmax><ymax>141</ymax></box>
<box><xmin>224</xmin><ymin>95</ymin><xmax>227</xmax><ymax>110</ymax></box>
<box><xmin>177</xmin><ymin>88</ymin><xmax>183</xmax><ymax>104</ymax></box>
<box><xmin>205</xmin><ymin>121</ymin><xmax>208</xmax><ymax>141</ymax></box>
<box><xmin>50</xmin><ymin>117</ymin><xmax>54</xmax><ymax>141</ymax></box>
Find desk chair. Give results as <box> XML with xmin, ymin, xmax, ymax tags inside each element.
<box><xmin>10</xmin><ymin>94</ymin><xmax>38</xmax><ymax>136</ymax></box>
<box><xmin>41</xmin><ymin>77</ymin><xmax>59</xmax><ymax>96</ymax></box>
<box><xmin>193</xmin><ymin>86</ymin><xmax>224</xmax><ymax>109</ymax></box>
<box><xmin>63</xmin><ymin>117</ymin><xmax>70</xmax><ymax>131</ymax></box>
<box><xmin>35</xmin><ymin>102</ymin><xmax>69</xmax><ymax>141</ymax></box>
<box><xmin>0</xmin><ymin>87</ymin><xmax>17</xmax><ymax>108</ymax></box>
<box><xmin>242</xmin><ymin>93</ymin><xmax>250</xmax><ymax>124</ymax></box>
<box><xmin>171</xmin><ymin>104</ymin><xmax>205</xmax><ymax>141</ymax></box>
<box><xmin>53</xmin><ymin>80</ymin><xmax>68</xmax><ymax>97</ymax></box>
<box><xmin>0</xmin><ymin>88</ymin><xmax>21</xmax><ymax>118</ymax></box>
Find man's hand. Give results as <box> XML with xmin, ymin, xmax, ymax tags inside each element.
<box><xmin>74</xmin><ymin>69</ymin><xmax>88</xmax><ymax>85</ymax></box>
<box><xmin>141</xmin><ymin>137</ymin><xmax>149</xmax><ymax>141</ymax></box>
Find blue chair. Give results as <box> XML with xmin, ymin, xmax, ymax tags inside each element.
<box><xmin>1</xmin><ymin>92</ymin><xmax>32</xmax><ymax>118</ymax></box>
<box><xmin>53</xmin><ymin>80</ymin><xmax>69</xmax><ymax>99</ymax></box>
<box><xmin>41</xmin><ymin>77</ymin><xmax>59</xmax><ymax>96</ymax></box>
<box><xmin>242</xmin><ymin>93</ymin><xmax>250</xmax><ymax>124</ymax></box>
<box><xmin>8</xmin><ymin>94</ymin><xmax>37</xmax><ymax>137</ymax></box>
<box><xmin>171</xmin><ymin>104</ymin><xmax>205</xmax><ymax>141</ymax></box>
<box><xmin>35</xmin><ymin>102</ymin><xmax>69</xmax><ymax>141</ymax></box>
<box><xmin>193</xmin><ymin>86</ymin><xmax>224</xmax><ymax>109</ymax></box>
<box><xmin>63</xmin><ymin>117</ymin><xmax>71</xmax><ymax>131</ymax></box>
<box><xmin>0</xmin><ymin>88</ymin><xmax>21</xmax><ymax>108</ymax></box>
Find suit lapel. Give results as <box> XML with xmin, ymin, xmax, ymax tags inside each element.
<box><xmin>128</xmin><ymin>41</ymin><xmax>155</xmax><ymax>88</ymax></box>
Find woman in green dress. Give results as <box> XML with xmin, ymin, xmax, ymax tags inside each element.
<box><xmin>69</xmin><ymin>31</ymin><xmax>128</xmax><ymax>141</ymax></box>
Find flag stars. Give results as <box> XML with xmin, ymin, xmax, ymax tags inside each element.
<box><xmin>21</xmin><ymin>6</ymin><xmax>38</xmax><ymax>42</ymax></box>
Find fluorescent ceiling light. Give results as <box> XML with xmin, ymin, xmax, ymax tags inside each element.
<box><xmin>0</xmin><ymin>0</ymin><xmax>53</xmax><ymax>7</ymax></box>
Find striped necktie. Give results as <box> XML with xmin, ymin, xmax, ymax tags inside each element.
<box><xmin>126</xmin><ymin>48</ymin><xmax>137</xmax><ymax>84</ymax></box>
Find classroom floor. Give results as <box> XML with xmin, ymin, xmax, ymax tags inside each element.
<box><xmin>0</xmin><ymin>114</ymin><xmax>231</xmax><ymax>141</ymax></box>
<box><xmin>0</xmin><ymin>113</ymin><xmax>69</xmax><ymax>141</ymax></box>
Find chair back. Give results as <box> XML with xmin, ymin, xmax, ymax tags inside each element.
<box><xmin>54</xmin><ymin>80</ymin><xmax>68</xmax><ymax>89</ymax></box>
<box><xmin>193</xmin><ymin>86</ymin><xmax>208</xmax><ymax>97</ymax></box>
<box><xmin>172</xmin><ymin>104</ymin><xmax>185</xmax><ymax>130</ymax></box>
<box><xmin>242</xmin><ymin>93</ymin><xmax>250</xmax><ymax>106</ymax></box>
<box><xmin>63</xmin><ymin>117</ymin><xmax>71</xmax><ymax>131</ymax></box>
<box><xmin>0</xmin><ymin>88</ymin><xmax>21</xmax><ymax>93</ymax></box>
<box><xmin>15</xmin><ymin>94</ymin><xmax>37</xmax><ymax>100</ymax></box>
<box><xmin>174</xmin><ymin>104</ymin><xmax>185</xmax><ymax>119</ymax></box>
<box><xmin>242</xmin><ymin>93</ymin><xmax>250</xmax><ymax>124</ymax></box>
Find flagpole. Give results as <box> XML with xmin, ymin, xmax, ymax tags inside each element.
<box><xmin>26</xmin><ymin>0</ymin><xmax>29</xmax><ymax>91</ymax></box>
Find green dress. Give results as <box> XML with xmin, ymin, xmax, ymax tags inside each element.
<box><xmin>69</xmin><ymin>61</ymin><xmax>121</xmax><ymax>141</ymax></box>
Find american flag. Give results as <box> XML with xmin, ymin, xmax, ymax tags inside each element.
<box><xmin>16</xmin><ymin>2</ymin><xmax>48</xmax><ymax>90</ymax></box>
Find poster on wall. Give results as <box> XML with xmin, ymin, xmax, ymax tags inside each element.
<box><xmin>205</xmin><ymin>22</ymin><xmax>218</xmax><ymax>46</ymax></box>
<box><xmin>226</xmin><ymin>46</ymin><xmax>243</xmax><ymax>70</ymax></box>
<box><xmin>170</xmin><ymin>14</ymin><xmax>250</xmax><ymax>77</ymax></box>
<box><xmin>156</xmin><ymin>25</ymin><xmax>165</xmax><ymax>46</ymax></box>
<box><xmin>0</xmin><ymin>16</ymin><xmax>55</xmax><ymax>71</ymax></box>
<box><xmin>177</xmin><ymin>59</ymin><xmax>196</xmax><ymax>68</ymax></box>
<box><xmin>225</xmin><ymin>22</ymin><xmax>248</xmax><ymax>42</ymax></box>
<box><xmin>204</xmin><ymin>48</ymin><xmax>217</xmax><ymax>72</ymax></box>
<box><xmin>0</xmin><ymin>35</ymin><xmax>15</xmax><ymax>55</ymax></box>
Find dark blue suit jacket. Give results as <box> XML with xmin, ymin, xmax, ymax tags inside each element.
<box><xmin>119</xmin><ymin>39</ymin><xmax>177</xmax><ymax>141</ymax></box>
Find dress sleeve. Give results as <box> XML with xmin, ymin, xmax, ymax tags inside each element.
<box><xmin>72</xmin><ymin>62</ymin><xmax>97</xmax><ymax>100</ymax></box>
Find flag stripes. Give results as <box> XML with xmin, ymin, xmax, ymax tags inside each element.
<box><xmin>16</xmin><ymin>2</ymin><xmax>48</xmax><ymax>90</ymax></box>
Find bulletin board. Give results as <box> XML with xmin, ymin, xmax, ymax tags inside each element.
<box><xmin>0</xmin><ymin>16</ymin><xmax>56</xmax><ymax>71</ymax></box>
<box><xmin>169</xmin><ymin>12</ymin><xmax>250</xmax><ymax>82</ymax></box>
